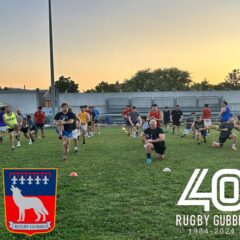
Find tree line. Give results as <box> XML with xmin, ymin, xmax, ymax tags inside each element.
<box><xmin>2</xmin><ymin>68</ymin><xmax>240</xmax><ymax>93</ymax></box>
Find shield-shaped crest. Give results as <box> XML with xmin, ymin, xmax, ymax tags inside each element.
<box><xmin>2</xmin><ymin>168</ymin><xmax>58</xmax><ymax>236</ymax></box>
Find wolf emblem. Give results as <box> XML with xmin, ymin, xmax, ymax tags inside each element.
<box><xmin>11</xmin><ymin>185</ymin><xmax>49</xmax><ymax>222</ymax></box>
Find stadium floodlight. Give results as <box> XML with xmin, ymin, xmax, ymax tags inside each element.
<box><xmin>48</xmin><ymin>0</ymin><xmax>56</xmax><ymax>125</ymax></box>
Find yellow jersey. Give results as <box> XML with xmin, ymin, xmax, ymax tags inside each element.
<box><xmin>77</xmin><ymin>111</ymin><xmax>89</xmax><ymax>125</ymax></box>
<box><xmin>4</xmin><ymin>112</ymin><xmax>18</xmax><ymax>128</ymax></box>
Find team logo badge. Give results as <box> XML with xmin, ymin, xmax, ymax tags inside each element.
<box><xmin>2</xmin><ymin>168</ymin><xmax>58</xmax><ymax>236</ymax></box>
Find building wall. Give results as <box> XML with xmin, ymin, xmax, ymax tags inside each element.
<box><xmin>1</xmin><ymin>91</ymin><xmax>240</xmax><ymax>114</ymax></box>
<box><xmin>0</xmin><ymin>92</ymin><xmax>38</xmax><ymax>114</ymax></box>
<box><xmin>59</xmin><ymin>91</ymin><xmax>240</xmax><ymax>114</ymax></box>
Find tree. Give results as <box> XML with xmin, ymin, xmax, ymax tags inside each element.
<box><xmin>55</xmin><ymin>76</ymin><xmax>79</xmax><ymax>93</ymax></box>
<box><xmin>191</xmin><ymin>78</ymin><xmax>213</xmax><ymax>90</ymax></box>
<box><xmin>86</xmin><ymin>81</ymin><xmax>119</xmax><ymax>93</ymax></box>
<box><xmin>221</xmin><ymin>69</ymin><xmax>240</xmax><ymax>90</ymax></box>
<box><xmin>122</xmin><ymin>68</ymin><xmax>192</xmax><ymax>92</ymax></box>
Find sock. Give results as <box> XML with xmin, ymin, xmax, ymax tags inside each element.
<box><xmin>147</xmin><ymin>153</ymin><xmax>151</xmax><ymax>159</ymax></box>
<box><xmin>232</xmin><ymin>144</ymin><xmax>236</xmax><ymax>147</ymax></box>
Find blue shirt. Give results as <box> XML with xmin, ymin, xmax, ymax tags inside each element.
<box><xmin>220</xmin><ymin>106</ymin><xmax>231</xmax><ymax>122</ymax></box>
<box><xmin>93</xmin><ymin>109</ymin><xmax>100</xmax><ymax>120</ymax></box>
<box><xmin>0</xmin><ymin>112</ymin><xmax>6</xmax><ymax>127</ymax></box>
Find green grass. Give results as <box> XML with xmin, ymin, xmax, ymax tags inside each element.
<box><xmin>0</xmin><ymin>127</ymin><xmax>240</xmax><ymax>239</ymax></box>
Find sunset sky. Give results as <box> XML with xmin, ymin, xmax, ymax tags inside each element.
<box><xmin>1</xmin><ymin>0</ymin><xmax>240</xmax><ymax>91</ymax></box>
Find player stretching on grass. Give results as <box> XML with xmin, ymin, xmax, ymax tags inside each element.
<box><xmin>3</xmin><ymin>105</ymin><xmax>21</xmax><ymax>150</ymax></box>
<box><xmin>212</xmin><ymin>118</ymin><xmax>237</xmax><ymax>151</ymax></box>
<box><xmin>192</xmin><ymin>116</ymin><xmax>208</xmax><ymax>144</ymax></box>
<box><xmin>128</xmin><ymin>106</ymin><xmax>142</xmax><ymax>139</ymax></box>
<box><xmin>141</xmin><ymin>119</ymin><xmax>166</xmax><ymax>164</ymax></box>
<box><xmin>54</xmin><ymin>103</ymin><xmax>75</xmax><ymax>161</ymax></box>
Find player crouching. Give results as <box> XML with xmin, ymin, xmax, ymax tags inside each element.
<box><xmin>141</xmin><ymin>119</ymin><xmax>166</xmax><ymax>165</ymax></box>
<box><xmin>192</xmin><ymin>116</ymin><xmax>208</xmax><ymax>144</ymax></box>
<box><xmin>212</xmin><ymin>118</ymin><xmax>237</xmax><ymax>151</ymax></box>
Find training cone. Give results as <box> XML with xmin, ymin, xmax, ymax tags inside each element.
<box><xmin>163</xmin><ymin>167</ymin><xmax>172</xmax><ymax>173</ymax></box>
<box><xmin>69</xmin><ymin>172</ymin><xmax>78</xmax><ymax>177</ymax></box>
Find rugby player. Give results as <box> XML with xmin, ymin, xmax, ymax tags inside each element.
<box><xmin>141</xmin><ymin>119</ymin><xmax>166</xmax><ymax>164</ymax></box>
<box><xmin>171</xmin><ymin>105</ymin><xmax>183</xmax><ymax>135</ymax></box>
<box><xmin>3</xmin><ymin>105</ymin><xmax>21</xmax><ymax>150</ymax></box>
<box><xmin>192</xmin><ymin>116</ymin><xmax>208</xmax><ymax>144</ymax></box>
<box><xmin>128</xmin><ymin>106</ymin><xmax>142</xmax><ymax>139</ymax></box>
<box><xmin>54</xmin><ymin>103</ymin><xmax>75</xmax><ymax>161</ymax></box>
<box><xmin>34</xmin><ymin>106</ymin><xmax>46</xmax><ymax>138</ymax></box>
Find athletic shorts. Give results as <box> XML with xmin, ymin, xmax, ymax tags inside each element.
<box><xmin>123</xmin><ymin>118</ymin><xmax>128</xmax><ymax>124</ymax></box>
<box><xmin>132</xmin><ymin>121</ymin><xmax>140</xmax><ymax>126</ymax></box>
<box><xmin>164</xmin><ymin>118</ymin><xmax>170</xmax><ymax>125</ymax></box>
<box><xmin>71</xmin><ymin>129</ymin><xmax>78</xmax><ymax>139</ymax></box>
<box><xmin>88</xmin><ymin>121</ymin><xmax>92</xmax><ymax>127</ymax></box>
<box><xmin>62</xmin><ymin>130</ymin><xmax>72</xmax><ymax>138</ymax></box>
<box><xmin>80</xmin><ymin>124</ymin><xmax>87</xmax><ymax>131</ymax></box>
<box><xmin>153</xmin><ymin>143</ymin><xmax>166</xmax><ymax>155</ymax></box>
<box><xmin>173</xmin><ymin>121</ymin><xmax>181</xmax><ymax>126</ymax></box>
<box><xmin>30</xmin><ymin>127</ymin><xmax>37</xmax><ymax>132</ymax></box>
<box><xmin>0</xmin><ymin>126</ymin><xmax>7</xmax><ymax>132</ymax></box>
<box><xmin>200</xmin><ymin>130</ymin><xmax>207</xmax><ymax>137</ymax></box>
<box><xmin>36</xmin><ymin>123</ymin><xmax>44</xmax><ymax>129</ymax></box>
<box><xmin>8</xmin><ymin>128</ymin><xmax>14</xmax><ymax>133</ymax></box>
<box><xmin>219</xmin><ymin>132</ymin><xmax>232</xmax><ymax>144</ymax></box>
<box><xmin>204</xmin><ymin>119</ymin><xmax>211</xmax><ymax>127</ymax></box>
<box><xmin>94</xmin><ymin>119</ymin><xmax>99</xmax><ymax>123</ymax></box>
<box><xmin>126</xmin><ymin>120</ymin><xmax>131</xmax><ymax>126</ymax></box>
<box><xmin>21</xmin><ymin>127</ymin><xmax>29</xmax><ymax>134</ymax></box>
<box><xmin>183</xmin><ymin>128</ymin><xmax>191</xmax><ymax>135</ymax></box>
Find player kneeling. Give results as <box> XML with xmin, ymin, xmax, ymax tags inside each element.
<box><xmin>192</xmin><ymin>116</ymin><xmax>208</xmax><ymax>144</ymax></box>
<box><xmin>141</xmin><ymin>119</ymin><xmax>166</xmax><ymax>165</ymax></box>
<box><xmin>212</xmin><ymin>118</ymin><xmax>237</xmax><ymax>151</ymax></box>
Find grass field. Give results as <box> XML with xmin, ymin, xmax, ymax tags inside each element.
<box><xmin>0</xmin><ymin>127</ymin><xmax>240</xmax><ymax>240</ymax></box>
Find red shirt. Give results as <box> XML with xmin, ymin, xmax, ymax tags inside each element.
<box><xmin>202</xmin><ymin>108</ymin><xmax>212</xmax><ymax>119</ymax></box>
<box><xmin>122</xmin><ymin>108</ymin><xmax>132</xmax><ymax>118</ymax></box>
<box><xmin>34</xmin><ymin>111</ymin><xmax>45</xmax><ymax>124</ymax></box>
<box><xmin>149</xmin><ymin>111</ymin><xmax>162</xmax><ymax>127</ymax></box>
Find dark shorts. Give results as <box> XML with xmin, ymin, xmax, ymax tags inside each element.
<box><xmin>36</xmin><ymin>123</ymin><xmax>44</xmax><ymax>129</ymax></box>
<box><xmin>153</xmin><ymin>143</ymin><xmax>166</xmax><ymax>155</ymax></box>
<box><xmin>88</xmin><ymin>121</ymin><xmax>92</xmax><ymax>127</ymax></box>
<box><xmin>30</xmin><ymin>127</ymin><xmax>37</xmax><ymax>132</ymax></box>
<box><xmin>200</xmin><ymin>130</ymin><xmax>207</xmax><ymax>137</ymax></box>
<box><xmin>219</xmin><ymin>132</ymin><xmax>232</xmax><ymax>144</ymax></box>
<box><xmin>21</xmin><ymin>127</ymin><xmax>28</xmax><ymax>134</ymax></box>
<box><xmin>132</xmin><ymin>121</ymin><xmax>139</xmax><ymax>126</ymax></box>
<box><xmin>126</xmin><ymin>120</ymin><xmax>131</xmax><ymax>126</ymax></box>
<box><xmin>164</xmin><ymin>118</ymin><xmax>170</xmax><ymax>125</ymax></box>
<box><xmin>8</xmin><ymin>128</ymin><xmax>14</xmax><ymax>133</ymax></box>
<box><xmin>173</xmin><ymin>121</ymin><xmax>181</xmax><ymax>126</ymax></box>
<box><xmin>94</xmin><ymin>119</ymin><xmax>99</xmax><ymax>123</ymax></box>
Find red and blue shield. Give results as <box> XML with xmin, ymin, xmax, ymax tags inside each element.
<box><xmin>2</xmin><ymin>168</ymin><xmax>58</xmax><ymax>236</ymax></box>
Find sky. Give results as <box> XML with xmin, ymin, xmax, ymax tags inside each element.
<box><xmin>1</xmin><ymin>0</ymin><xmax>240</xmax><ymax>91</ymax></box>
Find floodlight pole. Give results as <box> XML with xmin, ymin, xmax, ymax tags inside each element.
<box><xmin>48</xmin><ymin>0</ymin><xmax>56</xmax><ymax>125</ymax></box>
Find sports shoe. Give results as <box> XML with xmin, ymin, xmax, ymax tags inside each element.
<box><xmin>12</xmin><ymin>146</ymin><xmax>15</xmax><ymax>150</ymax></box>
<box><xmin>74</xmin><ymin>147</ymin><xmax>78</xmax><ymax>153</ymax></box>
<box><xmin>146</xmin><ymin>158</ymin><xmax>152</xmax><ymax>165</ymax></box>
<box><xmin>29</xmin><ymin>139</ymin><xmax>32</xmax><ymax>145</ymax></box>
<box><xmin>17</xmin><ymin>141</ymin><xmax>21</xmax><ymax>147</ymax></box>
<box><xmin>0</xmin><ymin>137</ymin><xmax>2</xmax><ymax>143</ymax></box>
<box><xmin>232</xmin><ymin>145</ymin><xmax>237</xmax><ymax>151</ymax></box>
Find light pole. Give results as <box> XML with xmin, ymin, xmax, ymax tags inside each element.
<box><xmin>48</xmin><ymin>0</ymin><xmax>56</xmax><ymax>125</ymax></box>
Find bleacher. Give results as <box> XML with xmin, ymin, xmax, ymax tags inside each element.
<box><xmin>105</xmin><ymin>96</ymin><xmax>222</xmax><ymax>124</ymax></box>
